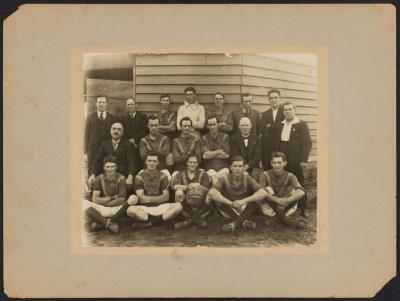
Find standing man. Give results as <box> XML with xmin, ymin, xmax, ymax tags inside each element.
<box><xmin>260</xmin><ymin>88</ymin><xmax>285</xmax><ymax>170</ymax></box>
<box><xmin>229</xmin><ymin>93</ymin><xmax>260</xmax><ymax>136</ymax></box>
<box><xmin>84</xmin><ymin>96</ymin><xmax>118</xmax><ymax>175</ymax></box>
<box><xmin>139</xmin><ymin>115</ymin><xmax>171</xmax><ymax>180</ymax></box>
<box><xmin>176</xmin><ymin>87</ymin><xmax>205</xmax><ymax>137</ymax></box>
<box><xmin>201</xmin><ymin>115</ymin><xmax>230</xmax><ymax>186</ymax></box>
<box><xmin>277</xmin><ymin>101</ymin><xmax>312</xmax><ymax>217</ymax></box>
<box><xmin>158</xmin><ymin>94</ymin><xmax>177</xmax><ymax>140</ymax></box>
<box><xmin>172</xmin><ymin>117</ymin><xmax>202</xmax><ymax>176</ymax></box>
<box><xmin>88</xmin><ymin>122</ymin><xmax>136</xmax><ymax>192</ymax></box>
<box><xmin>208</xmin><ymin>156</ymin><xmax>268</xmax><ymax>233</ymax></box>
<box><xmin>230</xmin><ymin>117</ymin><xmax>262</xmax><ymax>180</ymax></box>
<box><xmin>121</xmin><ymin>98</ymin><xmax>148</xmax><ymax>170</ymax></box>
<box><xmin>205</xmin><ymin>92</ymin><xmax>233</xmax><ymax>134</ymax></box>
<box><xmin>126</xmin><ymin>152</ymin><xmax>183</xmax><ymax>228</ymax></box>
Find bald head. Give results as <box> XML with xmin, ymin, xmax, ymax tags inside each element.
<box><xmin>239</xmin><ymin>117</ymin><xmax>252</xmax><ymax>136</ymax></box>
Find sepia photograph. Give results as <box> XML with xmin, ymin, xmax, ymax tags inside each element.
<box><xmin>81</xmin><ymin>52</ymin><xmax>319</xmax><ymax>248</ymax></box>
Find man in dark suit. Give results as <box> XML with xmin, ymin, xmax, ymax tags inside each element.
<box><xmin>229</xmin><ymin>93</ymin><xmax>261</xmax><ymax>136</ymax></box>
<box><xmin>121</xmin><ymin>98</ymin><xmax>148</xmax><ymax>170</ymax></box>
<box><xmin>277</xmin><ymin>101</ymin><xmax>312</xmax><ymax>217</ymax></box>
<box><xmin>260</xmin><ymin>88</ymin><xmax>285</xmax><ymax>170</ymax></box>
<box><xmin>230</xmin><ymin>117</ymin><xmax>262</xmax><ymax>180</ymax></box>
<box><xmin>84</xmin><ymin>96</ymin><xmax>119</xmax><ymax>175</ymax></box>
<box><xmin>88</xmin><ymin>122</ymin><xmax>137</xmax><ymax>192</ymax></box>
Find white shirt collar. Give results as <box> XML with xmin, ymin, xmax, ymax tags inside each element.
<box><xmin>97</xmin><ymin>111</ymin><xmax>106</xmax><ymax>119</ymax></box>
<box><xmin>282</xmin><ymin>116</ymin><xmax>300</xmax><ymax>125</ymax></box>
<box><xmin>184</xmin><ymin>100</ymin><xmax>198</xmax><ymax>108</ymax></box>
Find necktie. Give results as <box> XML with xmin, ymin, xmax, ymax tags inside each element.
<box><xmin>113</xmin><ymin>143</ymin><xmax>118</xmax><ymax>151</ymax></box>
<box><xmin>100</xmin><ymin>113</ymin><xmax>105</xmax><ymax>120</ymax></box>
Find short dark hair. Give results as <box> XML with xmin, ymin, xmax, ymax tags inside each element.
<box><xmin>267</xmin><ymin>88</ymin><xmax>281</xmax><ymax>98</ymax></box>
<box><xmin>160</xmin><ymin>94</ymin><xmax>171</xmax><ymax>101</ymax></box>
<box><xmin>241</xmin><ymin>93</ymin><xmax>252</xmax><ymax>101</ymax></box>
<box><xmin>148</xmin><ymin>114</ymin><xmax>160</xmax><ymax>123</ymax></box>
<box><xmin>214</xmin><ymin>92</ymin><xmax>224</xmax><ymax>98</ymax></box>
<box><xmin>184</xmin><ymin>87</ymin><xmax>196</xmax><ymax>94</ymax></box>
<box><xmin>186</xmin><ymin>154</ymin><xmax>200</xmax><ymax>163</ymax></box>
<box><xmin>206</xmin><ymin>115</ymin><xmax>218</xmax><ymax>125</ymax></box>
<box><xmin>271</xmin><ymin>151</ymin><xmax>286</xmax><ymax>162</ymax></box>
<box><xmin>146</xmin><ymin>150</ymin><xmax>159</xmax><ymax>160</ymax></box>
<box><xmin>103</xmin><ymin>155</ymin><xmax>117</xmax><ymax>166</ymax></box>
<box><xmin>96</xmin><ymin>96</ymin><xmax>107</xmax><ymax>102</ymax></box>
<box><xmin>230</xmin><ymin>155</ymin><xmax>245</xmax><ymax>165</ymax></box>
<box><xmin>180</xmin><ymin>116</ymin><xmax>193</xmax><ymax>127</ymax></box>
<box><xmin>282</xmin><ymin>101</ymin><xmax>296</xmax><ymax>109</ymax></box>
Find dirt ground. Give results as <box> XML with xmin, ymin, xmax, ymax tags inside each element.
<box><xmin>83</xmin><ymin>178</ymin><xmax>317</xmax><ymax>248</ymax></box>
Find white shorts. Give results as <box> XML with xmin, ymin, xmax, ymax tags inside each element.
<box><xmin>217</xmin><ymin>202</ymin><xmax>297</xmax><ymax>218</ymax></box>
<box><xmin>259</xmin><ymin>202</ymin><xmax>297</xmax><ymax>217</ymax></box>
<box><xmin>206</xmin><ymin>168</ymin><xmax>229</xmax><ymax>179</ymax></box>
<box><xmin>130</xmin><ymin>203</ymin><xmax>177</xmax><ymax>216</ymax></box>
<box><xmin>82</xmin><ymin>199</ymin><xmax>123</xmax><ymax>218</ymax></box>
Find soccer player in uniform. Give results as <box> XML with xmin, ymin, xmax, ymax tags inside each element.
<box><xmin>258</xmin><ymin>151</ymin><xmax>307</xmax><ymax>229</ymax></box>
<box><xmin>157</xmin><ymin>94</ymin><xmax>177</xmax><ymax>140</ymax></box>
<box><xmin>139</xmin><ymin>115</ymin><xmax>172</xmax><ymax>181</ymax></box>
<box><xmin>204</xmin><ymin>92</ymin><xmax>233</xmax><ymax>134</ymax></box>
<box><xmin>201</xmin><ymin>115</ymin><xmax>230</xmax><ymax>186</ymax></box>
<box><xmin>83</xmin><ymin>155</ymin><xmax>128</xmax><ymax>233</ymax></box>
<box><xmin>172</xmin><ymin>117</ymin><xmax>202</xmax><ymax>179</ymax></box>
<box><xmin>172</xmin><ymin>154</ymin><xmax>212</xmax><ymax>229</ymax></box>
<box><xmin>126</xmin><ymin>152</ymin><xmax>183</xmax><ymax>228</ymax></box>
<box><xmin>208</xmin><ymin>156</ymin><xmax>268</xmax><ymax>233</ymax></box>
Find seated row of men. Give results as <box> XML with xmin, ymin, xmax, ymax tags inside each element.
<box><xmin>83</xmin><ymin>150</ymin><xmax>306</xmax><ymax>234</ymax></box>
<box><xmin>85</xmin><ymin>88</ymin><xmax>313</xmax><ymax>218</ymax></box>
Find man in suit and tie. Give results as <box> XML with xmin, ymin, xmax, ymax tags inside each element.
<box><xmin>88</xmin><ymin>122</ymin><xmax>137</xmax><ymax>192</ymax></box>
<box><xmin>277</xmin><ymin>101</ymin><xmax>312</xmax><ymax>217</ymax></box>
<box><xmin>230</xmin><ymin>117</ymin><xmax>262</xmax><ymax>180</ymax></box>
<box><xmin>84</xmin><ymin>96</ymin><xmax>119</xmax><ymax>175</ymax></box>
<box><xmin>260</xmin><ymin>88</ymin><xmax>285</xmax><ymax>170</ymax></box>
<box><xmin>229</xmin><ymin>93</ymin><xmax>261</xmax><ymax>136</ymax></box>
<box><xmin>121</xmin><ymin>98</ymin><xmax>149</xmax><ymax>170</ymax></box>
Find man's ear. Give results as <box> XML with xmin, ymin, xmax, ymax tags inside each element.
<box><xmin>283</xmin><ymin>161</ymin><xmax>287</xmax><ymax>167</ymax></box>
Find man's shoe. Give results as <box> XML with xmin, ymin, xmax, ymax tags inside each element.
<box><xmin>242</xmin><ymin>220</ymin><xmax>257</xmax><ymax>230</ymax></box>
<box><xmin>91</xmin><ymin>222</ymin><xmax>104</xmax><ymax>231</ymax></box>
<box><xmin>301</xmin><ymin>209</ymin><xmax>310</xmax><ymax>218</ymax></box>
<box><xmin>222</xmin><ymin>222</ymin><xmax>237</xmax><ymax>233</ymax></box>
<box><xmin>106</xmin><ymin>221</ymin><xmax>120</xmax><ymax>233</ymax></box>
<box><xmin>264</xmin><ymin>216</ymin><xmax>278</xmax><ymax>227</ymax></box>
<box><xmin>281</xmin><ymin>217</ymin><xmax>306</xmax><ymax>229</ymax></box>
<box><xmin>174</xmin><ymin>220</ymin><xmax>190</xmax><ymax>230</ymax></box>
<box><xmin>194</xmin><ymin>218</ymin><xmax>208</xmax><ymax>228</ymax></box>
<box><xmin>131</xmin><ymin>221</ymin><xmax>152</xmax><ymax>229</ymax></box>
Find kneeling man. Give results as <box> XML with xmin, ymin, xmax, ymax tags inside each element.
<box><xmin>172</xmin><ymin>154</ymin><xmax>212</xmax><ymax>229</ymax></box>
<box><xmin>127</xmin><ymin>152</ymin><xmax>183</xmax><ymax>228</ymax></box>
<box><xmin>83</xmin><ymin>155</ymin><xmax>128</xmax><ymax>233</ymax></box>
<box><xmin>208</xmin><ymin>156</ymin><xmax>268</xmax><ymax>233</ymax></box>
<box><xmin>258</xmin><ymin>151</ymin><xmax>307</xmax><ymax>229</ymax></box>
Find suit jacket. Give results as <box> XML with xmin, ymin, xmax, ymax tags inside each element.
<box><xmin>229</xmin><ymin>107</ymin><xmax>261</xmax><ymax>136</ymax></box>
<box><xmin>91</xmin><ymin>138</ymin><xmax>137</xmax><ymax>177</ymax></box>
<box><xmin>276</xmin><ymin>119</ymin><xmax>312</xmax><ymax>171</ymax></box>
<box><xmin>230</xmin><ymin>133</ymin><xmax>261</xmax><ymax>171</ymax></box>
<box><xmin>84</xmin><ymin>112</ymin><xmax>119</xmax><ymax>170</ymax></box>
<box><xmin>260</xmin><ymin>106</ymin><xmax>284</xmax><ymax>169</ymax></box>
<box><xmin>121</xmin><ymin>112</ymin><xmax>149</xmax><ymax>143</ymax></box>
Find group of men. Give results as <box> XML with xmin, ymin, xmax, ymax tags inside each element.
<box><xmin>83</xmin><ymin>87</ymin><xmax>313</xmax><ymax>233</ymax></box>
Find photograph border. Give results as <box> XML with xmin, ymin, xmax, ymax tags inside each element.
<box><xmin>70</xmin><ymin>46</ymin><xmax>330</xmax><ymax>255</ymax></box>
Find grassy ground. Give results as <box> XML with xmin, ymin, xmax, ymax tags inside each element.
<box><xmin>83</xmin><ymin>178</ymin><xmax>317</xmax><ymax>248</ymax></box>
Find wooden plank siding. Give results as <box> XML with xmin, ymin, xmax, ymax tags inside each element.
<box><xmin>85</xmin><ymin>54</ymin><xmax>318</xmax><ymax>165</ymax></box>
<box><xmin>134</xmin><ymin>54</ymin><xmax>318</xmax><ymax>164</ymax></box>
